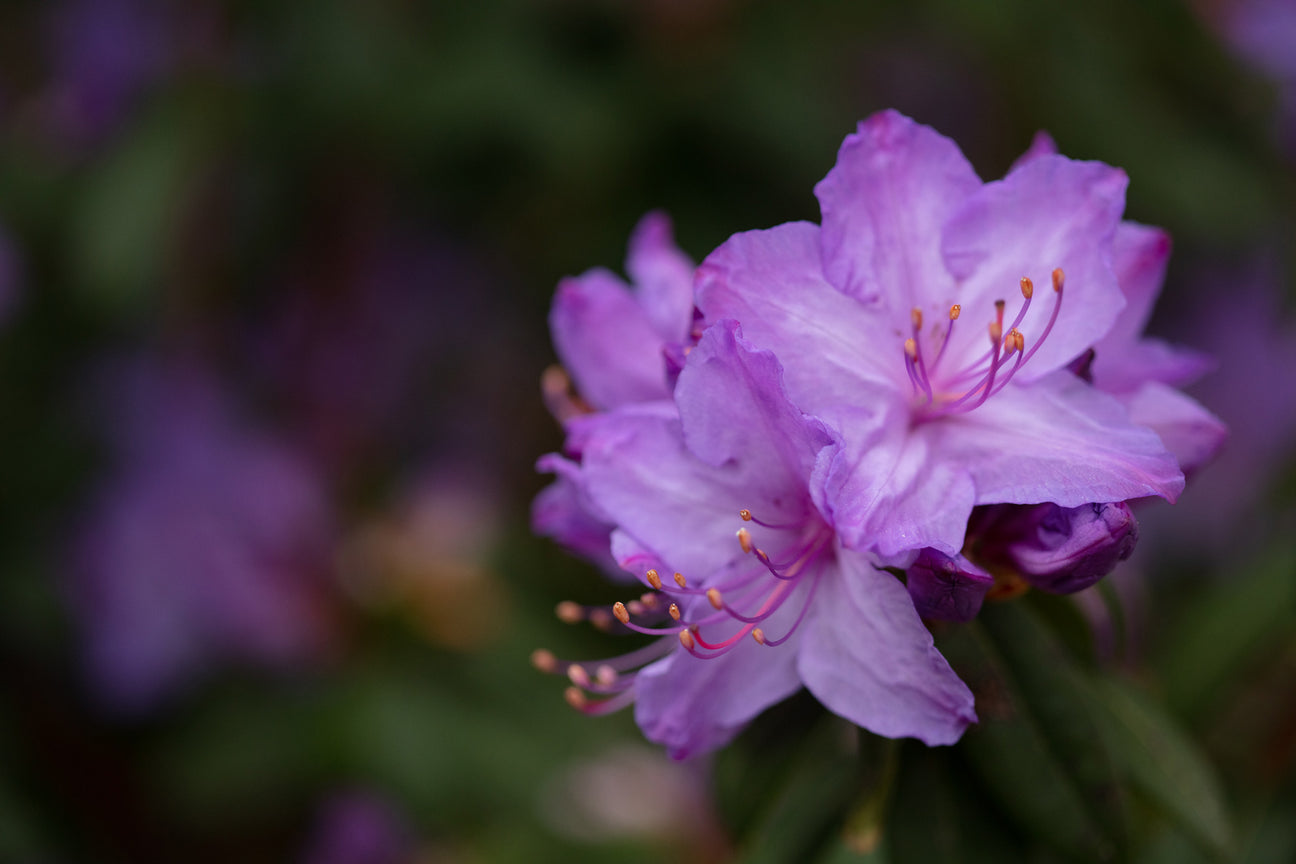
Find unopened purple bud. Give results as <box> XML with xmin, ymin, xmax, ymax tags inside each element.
<box><xmin>905</xmin><ymin>549</ymin><xmax>994</xmax><ymax>622</ymax></box>
<box><xmin>995</xmin><ymin>502</ymin><xmax>1138</xmax><ymax>594</ymax></box>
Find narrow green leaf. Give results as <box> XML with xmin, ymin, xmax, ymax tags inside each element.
<box><xmin>1086</xmin><ymin>676</ymin><xmax>1232</xmax><ymax>860</ymax></box>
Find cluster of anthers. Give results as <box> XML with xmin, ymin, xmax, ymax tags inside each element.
<box><xmin>532</xmin><ymin>508</ymin><xmax>834</xmax><ymax>716</ymax></box>
<box><xmin>906</xmin><ymin>268</ymin><xmax>1065</xmax><ymax>419</ymax></box>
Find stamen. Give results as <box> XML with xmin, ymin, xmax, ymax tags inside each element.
<box><xmin>669</xmin><ymin>603</ymin><xmax>681</xmax><ymax>621</ymax></box>
<box><xmin>564</xmin><ymin>687</ymin><xmax>587</xmax><ymax>710</ymax></box>
<box><xmin>673</xmin><ymin>572</ymin><xmax>687</xmax><ymax>588</ymax></box>
<box><xmin>911</xmin><ymin>307</ymin><xmax>924</xmax><ymax>330</ymax></box>
<box><xmin>1020</xmin><ymin>276</ymin><xmax>1034</xmax><ymax>299</ymax></box>
<box><xmin>640</xmin><ymin>592</ymin><xmax>659</xmax><ymax>611</ymax></box>
<box><xmin>707</xmin><ymin>588</ymin><xmax>724</xmax><ymax>610</ymax></box>
<box><xmin>596</xmin><ymin>665</ymin><xmax>618</xmax><ymax>687</ymax></box>
<box><xmin>555</xmin><ymin>601</ymin><xmax>584</xmax><ymax>624</ymax></box>
<box><xmin>679</xmin><ymin>629</ymin><xmax>696</xmax><ymax>650</ymax></box>
<box><xmin>739</xmin><ymin>509</ymin><xmax>752</xmax><ymax>521</ymax></box>
<box><xmin>645</xmin><ymin>569</ymin><xmax>662</xmax><ymax>590</ymax></box>
<box><xmin>752</xmin><ymin>628</ymin><xmax>766</xmax><ymax>644</ymax></box>
<box><xmin>737</xmin><ymin>528</ymin><xmax>753</xmax><ymax>554</ymax></box>
<box><xmin>949</xmin><ymin>304</ymin><xmax>962</xmax><ymax>320</ymax></box>
<box><xmin>531</xmin><ymin>649</ymin><xmax>557</xmax><ymax>672</ymax></box>
<box><xmin>612</xmin><ymin>602</ymin><xmax>630</xmax><ymax>625</ymax></box>
<box><xmin>1052</xmin><ymin>268</ymin><xmax>1065</xmax><ymax>292</ymax></box>
<box><xmin>1020</xmin><ymin>268</ymin><xmax>1065</xmax><ymax>367</ymax></box>
<box><xmin>589</xmin><ymin>609</ymin><xmax>613</xmax><ymax>631</ymax></box>
<box><xmin>567</xmin><ymin>664</ymin><xmax>590</xmax><ymax>687</ymax></box>
<box><xmin>627</xmin><ymin>600</ymin><xmax>645</xmax><ymax>616</ymax></box>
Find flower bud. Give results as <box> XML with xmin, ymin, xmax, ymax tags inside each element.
<box><xmin>977</xmin><ymin>502</ymin><xmax>1138</xmax><ymax>595</ymax></box>
<box><xmin>905</xmin><ymin>549</ymin><xmax>994</xmax><ymax>622</ymax></box>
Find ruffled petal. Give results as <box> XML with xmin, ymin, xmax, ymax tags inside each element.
<box><xmin>634</xmin><ymin>584</ymin><xmax>808</xmax><ymax>759</ymax></box>
<box><xmin>626</xmin><ymin>211</ymin><xmax>696</xmax><ymax>345</ymax></box>
<box><xmin>677</xmin><ymin>321</ymin><xmax>834</xmax><ymax>483</ymax></box>
<box><xmin>937</xmin><ymin>372</ymin><xmax>1185</xmax><ymax>506</ymax></box>
<box><xmin>815</xmin><ymin>110</ymin><xmax>981</xmax><ymax>310</ymax></box>
<box><xmin>1122</xmin><ymin>382</ymin><xmax>1228</xmax><ymax>475</ymax></box>
<box><xmin>798</xmin><ymin>548</ymin><xmax>976</xmax><ymax>745</ymax></box>
<box><xmin>942</xmin><ymin>155</ymin><xmax>1128</xmax><ymax>379</ymax></box>
<box><xmin>581</xmin><ymin>411</ymin><xmax>805</xmax><ymax>582</ymax></box>
<box><xmin>819</xmin><ymin>404</ymin><xmax>976</xmax><ymax>560</ymax></box>
<box><xmin>695</xmin><ymin>221</ymin><xmax>899</xmax><ymax>400</ymax></box>
<box><xmin>550</xmin><ymin>271</ymin><xmax>671</xmax><ymax>410</ymax></box>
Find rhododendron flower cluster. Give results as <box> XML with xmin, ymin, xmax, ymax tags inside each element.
<box><xmin>532</xmin><ymin>111</ymin><xmax>1226</xmax><ymax>759</ymax></box>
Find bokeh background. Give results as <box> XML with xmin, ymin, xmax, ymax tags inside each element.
<box><xmin>0</xmin><ymin>0</ymin><xmax>1293</xmax><ymax>861</ymax></box>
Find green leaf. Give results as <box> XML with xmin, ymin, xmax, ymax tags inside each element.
<box><xmin>1085</xmin><ymin>676</ymin><xmax>1232</xmax><ymax>860</ymax></box>
<box><xmin>939</xmin><ymin>602</ymin><xmax>1127</xmax><ymax>862</ymax></box>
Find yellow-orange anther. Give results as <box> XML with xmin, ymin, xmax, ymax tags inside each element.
<box><xmin>627</xmin><ymin>600</ymin><xmax>645</xmax><ymax>616</ymax></box>
<box><xmin>589</xmin><ymin>609</ymin><xmax>613</xmax><ymax>632</ymax></box>
<box><xmin>564</xmin><ymin>687</ymin><xmax>587</xmax><ymax>710</ymax></box>
<box><xmin>903</xmin><ymin>338</ymin><xmax>918</xmax><ymax>360</ymax></box>
<box><xmin>1007</xmin><ymin>329</ymin><xmax>1024</xmax><ymax>353</ymax></box>
<box><xmin>707</xmin><ymin>588</ymin><xmax>724</xmax><ymax>610</ymax></box>
<box><xmin>679</xmin><ymin>629</ymin><xmax>696</xmax><ymax>651</ymax></box>
<box><xmin>612</xmin><ymin>602</ymin><xmax>630</xmax><ymax>625</ymax></box>
<box><xmin>596</xmin><ymin>665</ymin><xmax>618</xmax><ymax>686</ymax></box>
<box><xmin>737</xmin><ymin>528</ymin><xmax>754</xmax><ymax>554</ymax></box>
<box><xmin>1052</xmin><ymin>268</ymin><xmax>1065</xmax><ymax>292</ymax></box>
<box><xmin>950</xmin><ymin>304</ymin><xmax>962</xmax><ymax>320</ymax></box>
<box><xmin>752</xmin><ymin>628</ymin><xmax>766</xmax><ymax>645</ymax></box>
<box><xmin>530</xmin><ymin>649</ymin><xmax>557</xmax><ymax>672</ymax></box>
<box><xmin>989</xmin><ymin>321</ymin><xmax>1003</xmax><ymax>344</ymax></box>
<box><xmin>674</xmin><ymin>571</ymin><xmax>687</xmax><ymax>588</ymax></box>
<box><xmin>640</xmin><ymin>592</ymin><xmax>659</xmax><ymax>610</ymax></box>
<box><xmin>567</xmin><ymin>664</ymin><xmax>590</xmax><ymax>687</ymax></box>
<box><xmin>739</xmin><ymin>509</ymin><xmax>753</xmax><ymax>521</ymax></box>
<box><xmin>911</xmin><ymin>307</ymin><xmax>924</xmax><ymax>330</ymax></box>
<box><xmin>541</xmin><ymin>365</ymin><xmax>571</xmax><ymax>397</ymax></box>
<box><xmin>646</xmin><ymin>569</ymin><xmax>662</xmax><ymax>590</ymax></box>
<box><xmin>668</xmin><ymin>603</ymin><xmax>682</xmax><ymax>621</ymax></box>
<box><xmin>555</xmin><ymin>601</ymin><xmax>583</xmax><ymax>624</ymax></box>
<box><xmin>1020</xmin><ymin>276</ymin><xmax>1034</xmax><ymax>299</ymax></box>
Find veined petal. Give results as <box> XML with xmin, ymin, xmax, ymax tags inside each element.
<box><xmin>550</xmin><ymin>270</ymin><xmax>671</xmax><ymax>410</ymax></box>
<box><xmin>582</xmin><ymin>411</ymin><xmax>806</xmax><ymax>582</ymax></box>
<box><xmin>626</xmin><ymin>211</ymin><xmax>696</xmax><ymax>345</ymax></box>
<box><xmin>815</xmin><ymin>110</ymin><xmax>980</xmax><ymax>310</ymax></box>
<box><xmin>798</xmin><ymin>548</ymin><xmax>976</xmax><ymax>745</ymax></box>
<box><xmin>942</xmin><ymin>155</ymin><xmax>1128</xmax><ymax>379</ymax></box>
<box><xmin>936</xmin><ymin>372</ymin><xmax>1185</xmax><ymax>506</ymax></box>
<box><xmin>634</xmin><ymin>583</ymin><xmax>809</xmax><ymax>760</ymax></box>
<box><xmin>819</xmin><ymin>404</ymin><xmax>976</xmax><ymax>560</ymax></box>
<box><xmin>677</xmin><ymin>321</ymin><xmax>834</xmax><ymax>483</ymax></box>
<box><xmin>695</xmin><ymin>221</ymin><xmax>899</xmax><ymax>400</ymax></box>
<box><xmin>1122</xmin><ymin>382</ymin><xmax>1228</xmax><ymax>476</ymax></box>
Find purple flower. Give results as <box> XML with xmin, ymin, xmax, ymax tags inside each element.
<box><xmin>697</xmin><ymin>111</ymin><xmax>1191</xmax><ymax>564</ymax></box>
<box><xmin>535</xmin><ymin>323</ymin><xmax>975</xmax><ymax>758</ymax></box>
<box><xmin>968</xmin><ymin>502</ymin><xmax>1139</xmax><ymax>595</ymax></box>
<box><xmin>67</xmin><ymin>359</ymin><xmax>335</xmax><ymax>713</ymax></box>
<box><xmin>533</xmin><ymin>212</ymin><xmax>697</xmax><ymax>575</ymax></box>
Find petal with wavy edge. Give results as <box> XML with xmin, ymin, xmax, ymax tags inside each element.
<box><xmin>626</xmin><ymin>211</ymin><xmax>696</xmax><ymax>344</ymax></box>
<box><xmin>677</xmin><ymin>321</ymin><xmax>835</xmax><ymax>484</ymax></box>
<box><xmin>798</xmin><ymin>548</ymin><xmax>976</xmax><ymax>745</ymax></box>
<box><xmin>941</xmin><ymin>155</ymin><xmax>1128</xmax><ymax>380</ymax></box>
<box><xmin>1122</xmin><ymin>382</ymin><xmax>1228</xmax><ymax>476</ymax></box>
<box><xmin>936</xmin><ymin>372</ymin><xmax>1185</xmax><ymax>506</ymax></box>
<box><xmin>550</xmin><ymin>271</ymin><xmax>670</xmax><ymax>411</ymax></box>
<box><xmin>815</xmin><ymin>110</ymin><xmax>981</xmax><ymax>311</ymax></box>
<box><xmin>819</xmin><ymin>403</ymin><xmax>976</xmax><ymax>561</ymax></box>
<box><xmin>696</xmin><ymin>221</ymin><xmax>899</xmax><ymax>399</ymax></box>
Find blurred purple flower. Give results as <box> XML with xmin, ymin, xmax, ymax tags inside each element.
<box><xmin>43</xmin><ymin>0</ymin><xmax>173</xmax><ymax>149</ymax></box>
<box><xmin>300</xmin><ymin>790</ymin><xmax>414</xmax><ymax>864</ymax></box>
<box><xmin>537</xmin><ymin>323</ymin><xmax>974</xmax><ymax>758</ymax></box>
<box><xmin>68</xmin><ymin>359</ymin><xmax>335</xmax><ymax>713</ymax></box>
<box><xmin>698</xmin><ymin>111</ymin><xmax>1187</xmax><ymax>564</ymax></box>
<box><xmin>1215</xmin><ymin>0</ymin><xmax>1296</xmax><ymax>149</ymax></box>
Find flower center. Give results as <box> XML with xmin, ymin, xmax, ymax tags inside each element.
<box><xmin>903</xmin><ymin>268</ymin><xmax>1065</xmax><ymax>421</ymax></box>
<box><xmin>533</xmin><ymin>508</ymin><xmax>833</xmax><ymax>716</ymax></box>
